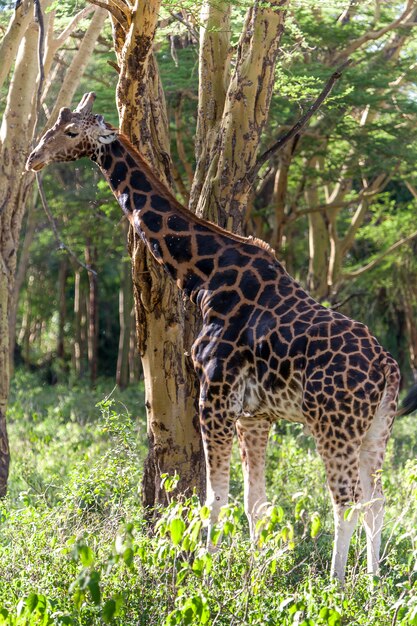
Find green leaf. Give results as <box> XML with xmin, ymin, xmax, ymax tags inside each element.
<box><xmin>170</xmin><ymin>517</ymin><xmax>186</xmax><ymax>546</ymax></box>
<box><xmin>102</xmin><ymin>599</ymin><xmax>116</xmax><ymax>623</ymax></box>
<box><xmin>200</xmin><ymin>506</ymin><xmax>210</xmax><ymax>521</ymax></box>
<box><xmin>87</xmin><ymin>571</ymin><xmax>101</xmax><ymax>605</ymax></box>
<box><xmin>123</xmin><ymin>547</ymin><xmax>134</xmax><ymax>567</ymax></box>
<box><xmin>210</xmin><ymin>527</ymin><xmax>222</xmax><ymax>546</ymax></box>
<box><xmin>270</xmin><ymin>505</ymin><xmax>284</xmax><ymax>524</ymax></box>
<box><xmin>25</xmin><ymin>593</ymin><xmax>39</xmax><ymax>614</ymax></box>
<box><xmin>311</xmin><ymin>512</ymin><xmax>322</xmax><ymax>538</ymax></box>
<box><xmin>328</xmin><ymin>609</ymin><xmax>342</xmax><ymax>626</ymax></box>
<box><xmin>78</xmin><ymin>544</ymin><xmax>95</xmax><ymax>567</ymax></box>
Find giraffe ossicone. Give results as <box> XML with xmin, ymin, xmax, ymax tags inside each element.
<box><xmin>26</xmin><ymin>92</ymin><xmax>417</xmax><ymax>583</ymax></box>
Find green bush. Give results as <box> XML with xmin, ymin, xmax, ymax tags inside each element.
<box><xmin>1</xmin><ymin>371</ymin><xmax>417</xmax><ymax>624</ymax></box>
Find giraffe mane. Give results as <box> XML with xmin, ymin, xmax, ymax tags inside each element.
<box><xmin>115</xmin><ymin>132</ymin><xmax>277</xmax><ymax>260</ymax></box>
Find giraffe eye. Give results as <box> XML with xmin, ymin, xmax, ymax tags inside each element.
<box><xmin>64</xmin><ymin>131</ymin><xmax>79</xmax><ymax>138</ymax></box>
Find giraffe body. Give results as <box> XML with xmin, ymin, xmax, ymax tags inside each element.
<box><xmin>27</xmin><ymin>93</ymin><xmax>411</xmax><ymax>582</ymax></box>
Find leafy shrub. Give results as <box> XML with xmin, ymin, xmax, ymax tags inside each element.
<box><xmin>1</xmin><ymin>371</ymin><xmax>417</xmax><ymax>624</ymax></box>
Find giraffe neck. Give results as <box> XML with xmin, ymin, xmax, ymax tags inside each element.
<box><xmin>95</xmin><ymin>135</ymin><xmax>279</xmax><ymax>301</ymax></box>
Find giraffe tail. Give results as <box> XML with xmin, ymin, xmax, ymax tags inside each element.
<box><xmin>396</xmin><ymin>383</ymin><xmax>417</xmax><ymax>417</ymax></box>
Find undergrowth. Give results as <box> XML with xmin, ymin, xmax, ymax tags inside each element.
<box><xmin>0</xmin><ymin>370</ymin><xmax>416</xmax><ymax>625</ymax></box>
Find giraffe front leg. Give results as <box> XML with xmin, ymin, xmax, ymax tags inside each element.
<box><xmin>200</xmin><ymin>392</ymin><xmax>235</xmax><ymax>551</ymax></box>
<box><xmin>236</xmin><ymin>416</ymin><xmax>271</xmax><ymax>539</ymax></box>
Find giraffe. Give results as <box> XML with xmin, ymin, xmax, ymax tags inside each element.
<box><xmin>26</xmin><ymin>92</ymin><xmax>417</xmax><ymax>582</ymax></box>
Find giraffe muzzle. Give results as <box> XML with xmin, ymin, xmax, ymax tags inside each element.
<box><xmin>26</xmin><ymin>151</ymin><xmax>46</xmax><ymax>172</ymax></box>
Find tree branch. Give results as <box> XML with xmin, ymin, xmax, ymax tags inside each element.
<box><xmin>0</xmin><ymin>0</ymin><xmax>33</xmax><ymax>92</ymax></box>
<box><xmin>36</xmin><ymin>173</ymin><xmax>96</xmax><ymax>276</ymax></box>
<box><xmin>86</xmin><ymin>0</ymin><xmax>127</xmax><ymax>30</ymax></box>
<box><xmin>33</xmin><ymin>0</ymin><xmax>45</xmax><ymax>117</ymax></box>
<box><xmin>249</xmin><ymin>59</ymin><xmax>351</xmax><ymax>182</ymax></box>
<box><xmin>331</xmin><ymin>291</ymin><xmax>367</xmax><ymax>310</ymax></box>
<box><xmin>343</xmin><ymin>230</ymin><xmax>417</xmax><ymax>280</ymax></box>
<box><xmin>333</xmin><ymin>0</ymin><xmax>417</xmax><ymax>64</ymax></box>
<box><xmin>54</xmin><ymin>5</ymin><xmax>95</xmax><ymax>46</ymax></box>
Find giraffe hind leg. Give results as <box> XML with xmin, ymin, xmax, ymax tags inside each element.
<box><xmin>359</xmin><ymin>445</ymin><xmax>385</xmax><ymax>576</ymax></box>
<box><xmin>359</xmin><ymin>400</ymin><xmax>394</xmax><ymax>576</ymax></box>
<box><xmin>314</xmin><ymin>436</ymin><xmax>363</xmax><ymax>582</ymax></box>
<box><xmin>236</xmin><ymin>416</ymin><xmax>271</xmax><ymax>539</ymax></box>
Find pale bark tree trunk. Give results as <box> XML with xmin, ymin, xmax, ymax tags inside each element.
<box><xmin>73</xmin><ymin>270</ymin><xmax>83</xmax><ymax>376</ymax></box>
<box><xmin>116</xmin><ymin>252</ymin><xmax>133</xmax><ymax>389</ymax></box>
<box><xmin>0</xmin><ymin>2</ymin><xmax>106</xmax><ymax>495</ymax></box>
<box><xmin>57</xmin><ymin>257</ymin><xmax>68</xmax><ymax>361</ymax></box>
<box><xmin>0</xmin><ymin>0</ymin><xmax>33</xmax><ymax>91</ymax></box>
<box><xmin>188</xmin><ymin>0</ymin><xmax>231</xmax><ymax>213</ymax></box>
<box><xmin>0</xmin><ymin>6</ymin><xmax>42</xmax><ymax>496</ymax></box>
<box><xmin>99</xmin><ymin>0</ymin><xmax>205</xmax><ymax>506</ymax></box>
<box><xmin>191</xmin><ymin>0</ymin><xmax>289</xmax><ymax>233</ymax></box>
<box><xmin>85</xmin><ymin>243</ymin><xmax>98</xmax><ymax>386</ymax></box>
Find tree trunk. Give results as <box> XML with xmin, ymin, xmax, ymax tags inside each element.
<box><xmin>116</xmin><ymin>253</ymin><xmax>132</xmax><ymax>389</ymax></box>
<box><xmin>191</xmin><ymin>0</ymin><xmax>289</xmax><ymax>232</ymax></box>
<box><xmin>57</xmin><ymin>257</ymin><xmax>68</xmax><ymax>361</ymax></box>
<box><xmin>307</xmin><ymin>212</ymin><xmax>330</xmax><ymax>300</ymax></box>
<box><xmin>105</xmin><ymin>0</ymin><xmax>205</xmax><ymax>505</ymax></box>
<box><xmin>18</xmin><ymin>294</ymin><xmax>31</xmax><ymax>364</ymax></box>
<box><xmin>9</xmin><ymin>192</ymin><xmax>37</xmax><ymax>372</ymax></box>
<box><xmin>0</xmin><ymin>7</ymin><xmax>41</xmax><ymax>496</ymax></box>
<box><xmin>73</xmin><ymin>270</ymin><xmax>82</xmax><ymax>376</ymax></box>
<box><xmin>128</xmin><ymin>309</ymin><xmax>140</xmax><ymax>384</ymax></box>
<box><xmin>85</xmin><ymin>243</ymin><xmax>98</xmax><ymax>386</ymax></box>
<box><xmin>0</xmin><ymin>271</ymin><xmax>10</xmax><ymax>497</ymax></box>
<box><xmin>305</xmin><ymin>158</ymin><xmax>330</xmax><ymax>300</ymax></box>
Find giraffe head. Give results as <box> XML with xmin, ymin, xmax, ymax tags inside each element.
<box><xmin>26</xmin><ymin>92</ymin><xmax>117</xmax><ymax>172</ymax></box>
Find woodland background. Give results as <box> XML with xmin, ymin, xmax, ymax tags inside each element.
<box><xmin>1</xmin><ymin>0</ymin><xmax>417</xmax><ymax>624</ymax></box>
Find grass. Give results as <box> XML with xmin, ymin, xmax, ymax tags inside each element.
<box><xmin>0</xmin><ymin>369</ymin><xmax>416</xmax><ymax>624</ymax></box>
